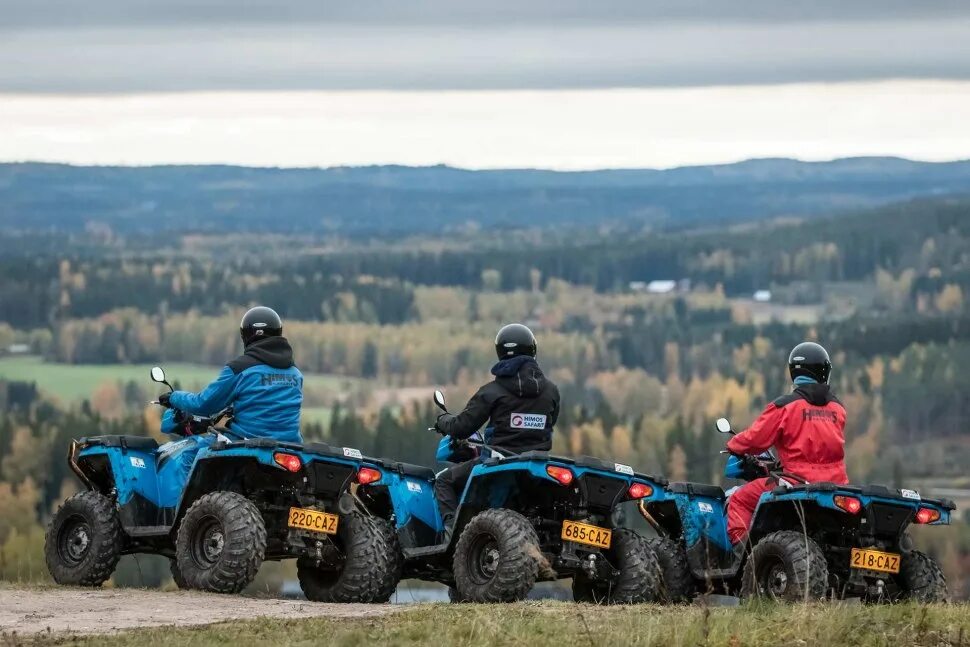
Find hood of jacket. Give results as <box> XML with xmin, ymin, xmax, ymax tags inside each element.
<box><xmin>244</xmin><ymin>336</ymin><xmax>295</xmax><ymax>369</ymax></box>
<box><xmin>491</xmin><ymin>356</ymin><xmax>547</xmax><ymax>398</ymax></box>
<box><xmin>794</xmin><ymin>382</ymin><xmax>838</xmax><ymax>407</ymax></box>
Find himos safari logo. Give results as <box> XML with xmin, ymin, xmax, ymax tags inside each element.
<box><xmin>511</xmin><ymin>413</ymin><xmax>547</xmax><ymax>430</ymax></box>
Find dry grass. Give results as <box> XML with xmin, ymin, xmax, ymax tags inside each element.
<box><xmin>9</xmin><ymin>601</ymin><xmax>970</xmax><ymax>647</ymax></box>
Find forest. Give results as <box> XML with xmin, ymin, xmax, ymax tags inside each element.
<box><xmin>0</xmin><ymin>166</ymin><xmax>968</xmax><ymax>596</ymax></box>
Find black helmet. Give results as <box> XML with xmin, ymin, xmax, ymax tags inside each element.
<box><xmin>494</xmin><ymin>323</ymin><xmax>537</xmax><ymax>360</ymax></box>
<box><xmin>240</xmin><ymin>306</ymin><xmax>283</xmax><ymax>346</ymax></box>
<box><xmin>788</xmin><ymin>342</ymin><xmax>832</xmax><ymax>384</ymax></box>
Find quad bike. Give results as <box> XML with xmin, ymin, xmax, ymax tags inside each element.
<box><xmin>355</xmin><ymin>389</ymin><xmax>666</xmax><ymax>604</ymax></box>
<box><xmin>45</xmin><ymin>366</ymin><xmax>400</xmax><ymax>602</ymax></box>
<box><xmin>639</xmin><ymin>417</ymin><xmax>954</xmax><ymax>603</ymax></box>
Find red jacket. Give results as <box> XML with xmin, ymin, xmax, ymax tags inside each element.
<box><xmin>727</xmin><ymin>383</ymin><xmax>848</xmax><ymax>484</ymax></box>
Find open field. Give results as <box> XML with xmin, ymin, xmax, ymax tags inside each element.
<box><xmin>1</xmin><ymin>587</ymin><xmax>967</xmax><ymax>647</ymax></box>
<box><xmin>0</xmin><ymin>355</ymin><xmax>351</xmax><ymax>408</ymax></box>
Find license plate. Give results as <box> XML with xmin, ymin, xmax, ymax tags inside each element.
<box><xmin>850</xmin><ymin>548</ymin><xmax>900</xmax><ymax>574</ymax></box>
<box><xmin>287</xmin><ymin>507</ymin><xmax>339</xmax><ymax>535</ymax></box>
<box><xmin>561</xmin><ymin>520</ymin><xmax>612</xmax><ymax>549</ymax></box>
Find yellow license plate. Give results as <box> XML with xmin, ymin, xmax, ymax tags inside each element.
<box><xmin>850</xmin><ymin>548</ymin><xmax>900</xmax><ymax>574</ymax></box>
<box><xmin>561</xmin><ymin>520</ymin><xmax>612</xmax><ymax>549</ymax></box>
<box><xmin>287</xmin><ymin>507</ymin><xmax>339</xmax><ymax>535</ymax></box>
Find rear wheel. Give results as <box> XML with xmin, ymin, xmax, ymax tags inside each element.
<box><xmin>894</xmin><ymin>550</ymin><xmax>948</xmax><ymax>602</ymax></box>
<box><xmin>740</xmin><ymin>531</ymin><xmax>828</xmax><ymax>602</ymax></box>
<box><xmin>453</xmin><ymin>508</ymin><xmax>540</xmax><ymax>603</ymax></box>
<box><xmin>176</xmin><ymin>491</ymin><xmax>266</xmax><ymax>594</ymax></box>
<box><xmin>571</xmin><ymin>530</ymin><xmax>660</xmax><ymax>604</ymax></box>
<box><xmin>45</xmin><ymin>491</ymin><xmax>123</xmax><ymax>586</ymax></box>
<box><xmin>646</xmin><ymin>536</ymin><xmax>695</xmax><ymax>603</ymax></box>
<box><xmin>298</xmin><ymin>512</ymin><xmax>397</xmax><ymax>603</ymax></box>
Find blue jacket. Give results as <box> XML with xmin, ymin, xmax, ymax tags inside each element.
<box><xmin>167</xmin><ymin>336</ymin><xmax>304</xmax><ymax>443</ymax></box>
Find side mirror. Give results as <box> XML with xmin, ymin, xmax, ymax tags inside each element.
<box><xmin>433</xmin><ymin>389</ymin><xmax>448</xmax><ymax>413</ymax></box>
<box><xmin>150</xmin><ymin>366</ymin><xmax>173</xmax><ymax>392</ymax></box>
<box><xmin>716</xmin><ymin>418</ymin><xmax>734</xmax><ymax>434</ymax></box>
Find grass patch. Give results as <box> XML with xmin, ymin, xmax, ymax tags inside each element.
<box><xmin>0</xmin><ymin>356</ymin><xmax>345</xmax><ymax>408</ymax></box>
<box><xmin>21</xmin><ymin>602</ymin><xmax>970</xmax><ymax>647</ymax></box>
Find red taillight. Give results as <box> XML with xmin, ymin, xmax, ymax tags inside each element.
<box><xmin>915</xmin><ymin>507</ymin><xmax>941</xmax><ymax>524</ymax></box>
<box><xmin>834</xmin><ymin>495</ymin><xmax>862</xmax><ymax>514</ymax></box>
<box><xmin>546</xmin><ymin>465</ymin><xmax>574</xmax><ymax>486</ymax></box>
<box><xmin>628</xmin><ymin>482</ymin><xmax>653</xmax><ymax>500</ymax></box>
<box><xmin>273</xmin><ymin>452</ymin><xmax>302</xmax><ymax>473</ymax></box>
<box><xmin>356</xmin><ymin>467</ymin><xmax>382</xmax><ymax>485</ymax></box>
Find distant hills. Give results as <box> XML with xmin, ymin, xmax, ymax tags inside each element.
<box><xmin>2</xmin><ymin>157</ymin><xmax>969</xmax><ymax>236</ymax></box>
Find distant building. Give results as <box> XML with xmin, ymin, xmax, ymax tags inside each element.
<box><xmin>753</xmin><ymin>290</ymin><xmax>772</xmax><ymax>303</ymax></box>
<box><xmin>646</xmin><ymin>280</ymin><xmax>678</xmax><ymax>294</ymax></box>
<box><xmin>6</xmin><ymin>343</ymin><xmax>30</xmax><ymax>354</ymax></box>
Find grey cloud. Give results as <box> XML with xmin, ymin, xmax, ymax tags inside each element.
<box><xmin>1</xmin><ymin>1</ymin><xmax>969</xmax><ymax>92</ymax></box>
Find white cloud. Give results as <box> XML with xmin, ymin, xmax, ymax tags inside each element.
<box><xmin>1</xmin><ymin>81</ymin><xmax>969</xmax><ymax>169</ymax></box>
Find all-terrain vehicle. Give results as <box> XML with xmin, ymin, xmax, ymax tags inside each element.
<box><xmin>639</xmin><ymin>417</ymin><xmax>954</xmax><ymax>603</ymax></box>
<box><xmin>355</xmin><ymin>389</ymin><xmax>666</xmax><ymax>604</ymax></box>
<box><xmin>45</xmin><ymin>366</ymin><xmax>400</xmax><ymax>602</ymax></box>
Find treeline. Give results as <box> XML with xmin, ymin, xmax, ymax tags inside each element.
<box><xmin>2</xmin><ymin>196</ymin><xmax>968</xmax><ymax>331</ymax></box>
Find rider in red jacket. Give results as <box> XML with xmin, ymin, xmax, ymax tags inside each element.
<box><xmin>726</xmin><ymin>342</ymin><xmax>848</xmax><ymax>544</ymax></box>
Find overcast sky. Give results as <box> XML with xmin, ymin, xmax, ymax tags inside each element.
<box><xmin>1</xmin><ymin>1</ymin><xmax>969</xmax><ymax>168</ymax></box>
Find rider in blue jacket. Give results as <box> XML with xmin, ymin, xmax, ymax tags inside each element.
<box><xmin>157</xmin><ymin>306</ymin><xmax>304</xmax><ymax>487</ymax></box>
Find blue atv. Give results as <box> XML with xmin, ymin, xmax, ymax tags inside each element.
<box><xmin>355</xmin><ymin>389</ymin><xmax>666</xmax><ymax>604</ymax></box>
<box><xmin>639</xmin><ymin>417</ymin><xmax>954</xmax><ymax>603</ymax></box>
<box><xmin>44</xmin><ymin>366</ymin><xmax>400</xmax><ymax>602</ymax></box>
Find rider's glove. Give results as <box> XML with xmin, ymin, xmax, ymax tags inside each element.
<box><xmin>157</xmin><ymin>392</ymin><xmax>172</xmax><ymax>408</ymax></box>
<box><xmin>434</xmin><ymin>413</ymin><xmax>450</xmax><ymax>434</ymax></box>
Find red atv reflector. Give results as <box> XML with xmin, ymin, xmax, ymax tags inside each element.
<box><xmin>834</xmin><ymin>495</ymin><xmax>862</xmax><ymax>514</ymax></box>
<box><xmin>915</xmin><ymin>507</ymin><xmax>941</xmax><ymax>524</ymax></box>
<box><xmin>356</xmin><ymin>467</ymin><xmax>382</xmax><ymax>485</ymax></box>
<box><xmin>546</xmin><ymin>465</ymin><xmax>574</xmax><ymax>486</ymax></box>
<box><xmin>273</xmin><ymin>452</ymin><xmax>302</xmax><ymax>473</ymax></box>
<box><xmin>627</xmin><ymin>482</ymin><xmax>653</xmax><ymax>499</ymax></box>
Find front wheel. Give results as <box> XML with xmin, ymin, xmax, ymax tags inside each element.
<box><xmin>572</xmin><ymin>530</ymin><xmax>660</xmax><ymax>604</ymax></box>
<box><xmin>893</xmin><ymin>550</ymin><xmax>948</xmax><ymax>602</ymax></box>
<box><xmin>453</xmin><ymin>508</ymin><xmax>540</xmax><ymax>603</ymax></box>
<box><xmin>740</xmin><ymin>530</ymin><xmax>828</xmax><ymax>602</ymax></box>
<box><xmin>646</xmin><ymin>536</ymin><xmax>695</xmax><ymax>604</ymax></box>
<box><xmin>298</xmin><ymin>512</ymin><xmax>399</xmax><ymax>603</ymax></box>
<box><xmin>45</xmin><ymin>491</ymin><xmax>123</xmax><ymax>586</ymax></box>
<box><xmin>175</xmin><ymin>491</ymin><xmax>266</xmax><ymax>594</ymax></box>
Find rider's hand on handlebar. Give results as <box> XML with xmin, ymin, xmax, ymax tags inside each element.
<box><xmin>157</xmin><ymin>392</ymin><xmax>172</xmax><ymax>408</ymax></box>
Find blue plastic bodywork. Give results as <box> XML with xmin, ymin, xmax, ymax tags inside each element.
<box><xmin>72</xmin><ymin>434</ymin><xmax>384</xmax><ymax>533</ymax></box>
<box><xmin>377</xmin><ymin>452</ymin><xmax>667</xmax><ymax>537</ymax></box>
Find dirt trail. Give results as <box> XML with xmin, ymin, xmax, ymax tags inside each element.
<box><xmin>0</xmin><ymin>587</ymin><xmax>400</xmax><ymax>635</ymax></box>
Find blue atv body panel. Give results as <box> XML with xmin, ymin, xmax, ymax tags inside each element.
<box><xmin>69</xmin><ymin>434</ymin><xmax>384</xmax><ymax>536</ymax></box>
<box><xmin>659</xmin><ymin>476</ymin><xmax>955</xmax><ymax>582</ymax></box>
<box><xmin>373</xmin><ymin>450</ymin><xmax>667</xmax><ymax>553</ymax></box>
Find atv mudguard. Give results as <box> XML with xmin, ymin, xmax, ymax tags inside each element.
<box><xmin>70</xmin><ymin>435</ymin><xmax>384</xmax><ymax>537</ymax></box>
<box><xmin>748</xmin><ymin>482</ymin><xmax>954</xmax><ymax>542</ymax></box>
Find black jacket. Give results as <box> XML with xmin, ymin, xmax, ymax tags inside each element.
<box><xmin>436</xmin><ymin>356</ymin><xmax>560</xmax><ymax>452</ymax></box>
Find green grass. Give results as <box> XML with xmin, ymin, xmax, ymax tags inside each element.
<box><xmin>301</xmin><ymin>406</ymin><xmax>333</xmax><ymax>429</ymax></box>
<box><xmin>20</xmin><ymin>602</ymin><xmax>970</xmax><ymax>647</ymax></box>
<box><xmin>0</xmin><ymin>356</ymin><xmax>347</xmax><ymax>408</ymax></box>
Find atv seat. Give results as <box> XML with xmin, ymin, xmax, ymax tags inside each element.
<box><xmin>669</xmin><ymin>482</ymin><xmax>726</xmax><ymax>500</ymax></box>
<box><xmin>80</xmin><ymin>435</ymin><xmax>159</xmax><ymax>452</ymax></box>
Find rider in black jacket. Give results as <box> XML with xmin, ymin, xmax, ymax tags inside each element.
<box><xmin>434</xmin><ymin>323</ymin><xmax>560</xmax><ymax>537</ymax></box>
